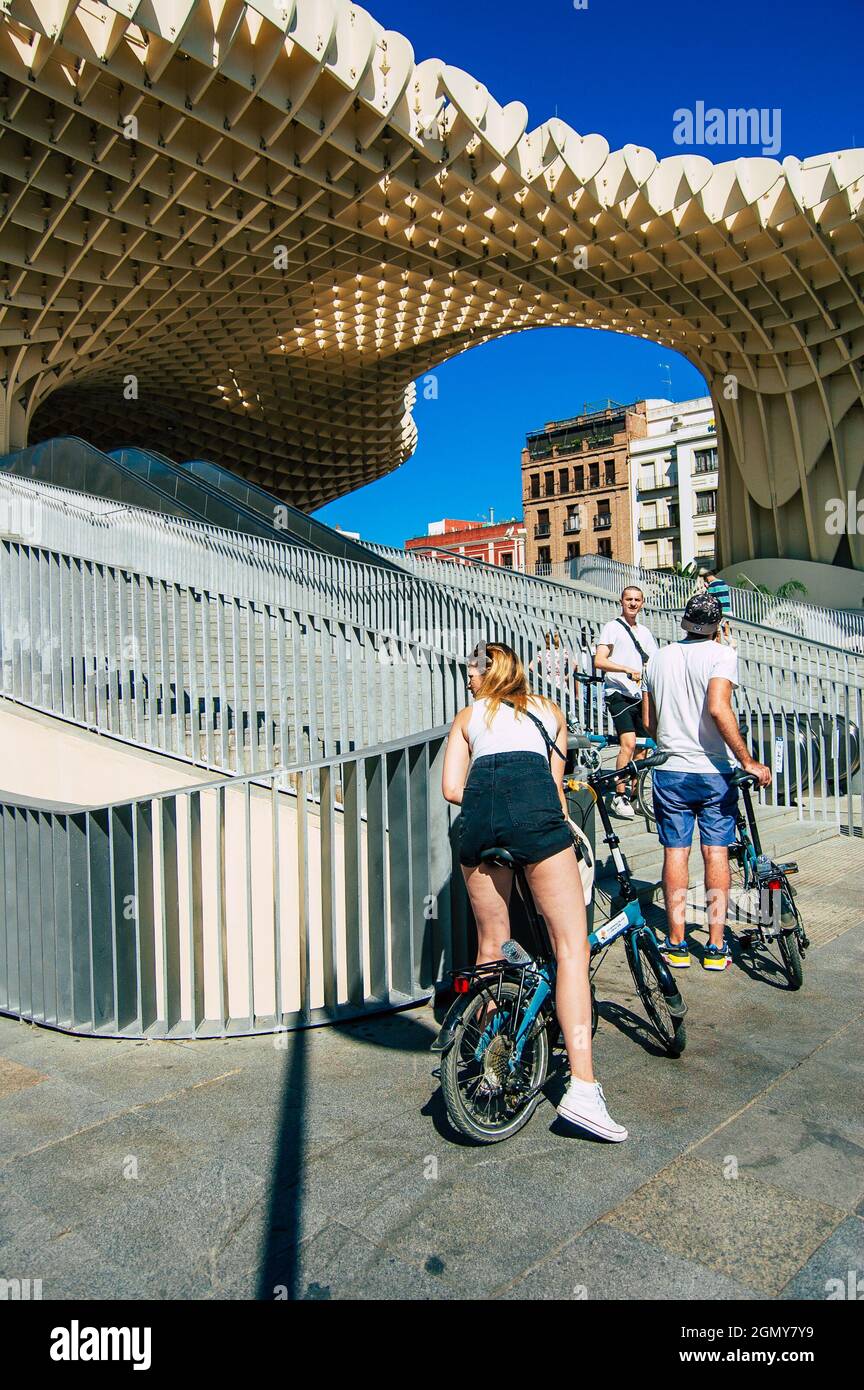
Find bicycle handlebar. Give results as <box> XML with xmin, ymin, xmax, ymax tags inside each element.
<box><xmin>584</xmin><ymin>749</ymin><xmax>669</xmax><ymax>788</ymax></box>
<box><xmin>730</xmin><ymin>769</ymin><xmax>759</xmax><ymax>787</ymax></box>
<box><xmin>573</xmin><ymin>672</ymin><xmax>604</xmax><ymax>686</ymax></box>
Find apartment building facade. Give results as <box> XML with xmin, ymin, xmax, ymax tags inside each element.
<box><xmin>628</xmin><ymin>397</ymin><xmax>718</xmax><ymax>572</ymax></box>
<box><xmin>522</xmin><ymin>401</ymin><xmax>650</xmax><ymax>573</ymax></box>
<box><xmin>405</xmin><ymin>516</ymin><xmax>526</xmax><ymax>569</ymax></box>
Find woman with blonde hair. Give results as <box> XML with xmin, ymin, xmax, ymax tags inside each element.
<box><xmin>441</xmin><ymin>640</ymin><xmax>627</xmax><ymax>1141</ymax></box>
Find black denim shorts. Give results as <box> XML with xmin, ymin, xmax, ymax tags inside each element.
<box><xmin>458</xmin><ymin>751</ymin><xmax>573</xmax><ymax>868</ymax></box>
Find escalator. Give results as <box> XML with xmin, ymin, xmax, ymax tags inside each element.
<box><xmin>179</xmin><ymin>456</ymin><xmax>400</xmax><ymax>569</ymax></box>
<box><xmin>0</xmin><ymin>435</ymin><xmax>403</xmax><ymax>569</ymax></box>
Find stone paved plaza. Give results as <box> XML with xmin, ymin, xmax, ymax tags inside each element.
<box><xmin>1</xmin><ymin>832</ymin><xmax>863</xmax><ymax>1301</ymax></box>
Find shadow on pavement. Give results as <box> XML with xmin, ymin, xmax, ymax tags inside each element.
<box><xmin>255</xmin><ymin>1004</ymin><xmax>439</xmax><ymax>1298</ymax></box>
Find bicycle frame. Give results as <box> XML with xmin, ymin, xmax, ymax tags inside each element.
<box><xmin>731</xmin><ymin>780</ymin><xmax>801</xmax><ymax>940</ymax></box>
<box><xmin>481</xmin><ymin>775</ymin><xmax>672</xmax><ymax>1068</ymax></box>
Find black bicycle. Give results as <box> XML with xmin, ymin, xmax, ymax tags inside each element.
<box><xmin>727</xmin><ymin>770</ymin><xmax>809</xmax><ymax>989</ymax></box>
<box><xmin>432</xmin><ymin>751</ymin><xmax>686</xmax><ymax>1145</ymax></box>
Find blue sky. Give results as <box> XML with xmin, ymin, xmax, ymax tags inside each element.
<box><xmin>314</xmin><ymin>0</ymin><xmax>863</xmax><ymax>546</ymax></box>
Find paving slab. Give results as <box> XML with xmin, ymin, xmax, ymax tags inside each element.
<box><xmin>694</xmin><ymin>1105</ymin><xmax>864</xmax><ymax>1212</ymax></box>
<box><xmin>500</xmin><ymin>1222</ymin><xmax>769</xmax><ymax>1301</ymax></box>
<box><xmin>0</xmin><ymin>1055</ymin><xmax>46</xmax><ymax>1100</ymax></box>
<box><xmin>600</xmin><ymin>1155</ymin><xmax>844</xmax><ymax>1297</ymax></box>
<box><xmin>780</xmin><ymin>1216</ymin><xmax>864</xmax><ymax>1300</ymax></box>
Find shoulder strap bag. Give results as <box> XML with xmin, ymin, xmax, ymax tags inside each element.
<box><xmin>615</xmin><ymin>616</ymin><xmax>650</xmax><ymax>667</ymax></box>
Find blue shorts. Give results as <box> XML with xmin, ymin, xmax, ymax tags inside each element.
<box><xmin>652</xmin><ymin>770</ymin><xmax>737</xmax><ymax>849</ymax></box>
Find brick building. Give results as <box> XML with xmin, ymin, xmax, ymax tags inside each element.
<box><xmin>521</xmin><ymin>401</ymin><xmax>650</xmax><ymax>574</ymax></box>
<box><xmin>405</xmin><ymin>516</ymin><xmax>526</xmax><ymax>570</ymax></box>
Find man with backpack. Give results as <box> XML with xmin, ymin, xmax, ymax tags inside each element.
<box><xmin>593</xmin><ymin>587</ymin><xmax>658</xmax><ymax>819</ymax></box>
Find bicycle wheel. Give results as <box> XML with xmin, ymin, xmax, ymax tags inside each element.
<box><xmin>439</xmin><ymin>979</ymin><xmax>550</xmax><ymax>1144</ymax></box>
<box><xmin>635</xmin><ymin>764</ymin><xmax>656</xmax><ymax>830</ymax></box>
<box><xmin>627</xmin><ymin>931</ymin><xmax>687</xmax><ymax>1057</ymax></box>
<box><xmin>776</xmin><ymin>887</ymin><xmax>805</xmax><ymax>989</ymax></box>
<box><xmin>777</xmin><ymin>928</ymin><xmax>804</xmax><ymax>990</ymax></box>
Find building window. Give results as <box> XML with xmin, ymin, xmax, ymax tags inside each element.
<box><xmin>566</xmin><ymin>541</ymin><xmax>581</xmax><ymax>560</ymax></box>
<box><xmin>537</xmin><ymin>545</ymin><xmax>551</xmax><ymax>566</ymax></box>
<box><xmin>501</xmin><ymin>552</ymin><xmax>513</xmax><ymax>567</ymax></box>
<box><xmin>640</xmin><ymin>464</ymin><xmax>656</xmax><ymax>491</ymax></box>
<box><xmin>530</xmin><ymin>473</ymin><xmax>540</xmax><ymax>498</ymax></box>
<box><xmin>598</xmin><ymin>538</ymin><xmax>612</xmax><ymax>557</ymax></box>
<box><xmin>696</xmin><ymin>491</ymin><xmax>717</xmax><ymax>515</ymax></box>
<box><xmin>535</xmin><ymin>508</ymin><xmax>551</xmax><ymax>538</ymax></box>
<box><xmin>564</xmin><ymin>508</ymin><xmax>580</xmax><ymax>534</ymax></box>
<box><xmin>589</xmin><ymin>462</ymin><xmax>600</xmax><ymax>489</ymax></box>
<box><xmin>694</xmin><ymin>447</ymin><xmax>718</xmax><ymax>474</ymax></box>
<box><xmin>559</xmin><ymin>467</ymin><xmax>569</xmax><ymax>494</ymax></box>
<box><xmin>668</xmin><ymin>502</ymin><xmax>680</xmax><ymax>528</ymax></box>
<box><xmin>642</xmin><ymin>502</ymin><xmax>657</xmax><ymax>531</ymax></box>
<box><xmin>544</xmin><ymin>471</ymin><xmax>555</xmax><ymax>496</ymax></box>
<box><xmin>642</xmin><ymin>541</ymin><xmax>658</xmax><ymax>569</ymax></box>
<box><xmin>604</xmin><ymin>458</ymin><xmax>615</xmax><ymax>486</ymax></box>
<box><xmin>574</xmin><ymin>466</ymin><xmax>584</xmax><ymax>492</ymax></box>
<box><xmin>594</xmin><ymin>500</ymin><xmax>611</xmax><ymax>530</ymax></box>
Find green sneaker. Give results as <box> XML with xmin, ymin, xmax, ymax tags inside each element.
<box><xmin>659</xmin><ymin>935</ymin><xmax>691</xmax><ymax>969</ymax></box>
<box><xmin>702</xmin><ymin>941</ymin><xmax>732</xmax><ymax>971</ymax></box>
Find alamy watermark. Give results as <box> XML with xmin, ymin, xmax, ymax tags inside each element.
<box><xmin>673</xmin><ymin>102</ymin><xmax>781</xmax><ymax>157</ymax></box>
<box><xmin>825</xmin><ymin>492</ymin><xmax>864</xmax><ymax>535</ymax></box>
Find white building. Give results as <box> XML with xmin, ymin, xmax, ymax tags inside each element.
<box><xmin>628</xmin><ymin>397</ymin><xmax>718</xmax><ymax>572</ymax></box>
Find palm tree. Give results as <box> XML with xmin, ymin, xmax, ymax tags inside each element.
<box><xmin>736</xmin><ymin>574</ymin><xmax>809</xmax><ymax>601</ymax></box>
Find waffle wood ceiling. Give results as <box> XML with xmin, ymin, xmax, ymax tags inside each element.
<box><xmin>0</xmin><ymin>0</ymin><xmax>862</xmax><ymax>561</ymax></box>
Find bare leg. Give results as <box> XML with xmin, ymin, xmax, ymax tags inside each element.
<box><xmin>615</xmin><ymin>730</ymin><xmax>636</xmax><ymax>798</ymax></box>
<box><xmin>703</xmin><ymin>845</ymin><xmax>730</xmax><ymax>948</ymax></box>
<box><xmin>662</xmin><ymin>846</ymin><xmax>691</xmax><ymax>944</ymax></box>
<box><xmin>524</xmin><ymin>847</ymin><xmax>593</xmax><ymax>1083</ymax></box>
<box><xmin>461</xmin><ymin>862</ymin><xmax>513</xmax><ymax>964</ymax></box>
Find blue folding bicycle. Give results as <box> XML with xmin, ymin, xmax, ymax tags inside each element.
<box><xmin>432</xmin><ymin>749</ymin><xmax>687</xmax><ymax>1145</ymax></box>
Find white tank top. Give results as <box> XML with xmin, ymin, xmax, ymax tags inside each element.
<box><xmin>467</xmin><ymin>697</ymin><xmax>559</xmax><ymax>760</ymax></box>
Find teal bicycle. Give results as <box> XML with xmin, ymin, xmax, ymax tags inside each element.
<box><xmin>568</xmin><ymin>673</ymin><xmax>659</xmax><ymax>829</ymax></box>
<box><xmin>432</xmin><ymin>750</ymin><xmax>687</xmax><ymax>1144</ymax></box>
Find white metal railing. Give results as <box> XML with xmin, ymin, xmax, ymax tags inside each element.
<box><xmin>543</xmin><ymin>553</ymin><xmax>864</xmax><ymax>651</ymax></box>
<box><xmin>0</xmin><ymin>539</ymin><xmax>467</xmax><ymax>773</ymax></box>
<box><xmin>2</xmin><ymin>476</ymin><xmax>862</xmax><ymax>770</ymax></box>
<box><xmin>0</xmin><ymin>725</ymin><xmax>470</xmax><ymax>1037</ymax></box>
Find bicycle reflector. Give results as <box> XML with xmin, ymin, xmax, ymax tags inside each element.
<box><xmin>453</xmin><ymin>975</ymin><xmax>471</xmax><ymax>994</ymax></box>
<box><xmin>767</xmin><ymin>878</ymin><xmax>782</xmax><ymax>892</ymax></box>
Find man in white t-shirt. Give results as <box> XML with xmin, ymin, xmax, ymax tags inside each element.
<box><xmin>593</xmin><ymin>587</ymin><xmax>658</xmax><ymax>819</ymax></box>
<box><xmin>643</xmin><ymin>594</ymin><xmax>771</xmax><ymax>973</ymax></box>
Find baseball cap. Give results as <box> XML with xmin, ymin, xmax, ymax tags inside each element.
<box><xmin>681</xmin><ymin>593</ymin><xmax>723</xmax><ymax>635</ymax></box>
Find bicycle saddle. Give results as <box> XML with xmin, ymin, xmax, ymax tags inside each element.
<box><xmin>479</xmin><ymin>846</ymin><xmax>516</xmax><ymax>868</ymax></box>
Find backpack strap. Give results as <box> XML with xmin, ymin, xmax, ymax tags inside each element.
<box><xmin>615</xmin><ymin>617</ymin><xmax>650</xmax><ymax>667</ymax></box>
<box><xmin>501</xmin><ymin>699</ymin><xmax>566</xmax><ymax>763</ymax></box>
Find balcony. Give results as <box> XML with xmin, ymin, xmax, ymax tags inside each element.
<box><xmin>563</xmin><ymin>516</ymin><xmax>581</xmax><ymax>534</ymax></box>
<box><xmin>640</xmin><ymin>512</ymin><xmax>679</xmax><ymax>535</ymax></box>
<box><xmin>639</xmin><ymin>467</ymin><xmax>676</xmax><ymax>493</ymax></box>
<box><xmin>534</xmin><ymin>523</ymin><xmax>551</xmax><ymax>538</ymax></box>
<box><xmin>593</xmin><ymin>513</ymin><xmax>612</xmax><ymax>531</ymax></box>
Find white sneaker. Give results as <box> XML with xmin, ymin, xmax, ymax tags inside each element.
<box><xmin>557</xmin><ymin>1078</ymin><xmax>628</xmax><ymax>1141</ymax></box>
<box><xmin>610</xmin><ymin>795</ymin><xmax>635</xmax><ymax>820</ymax></box>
